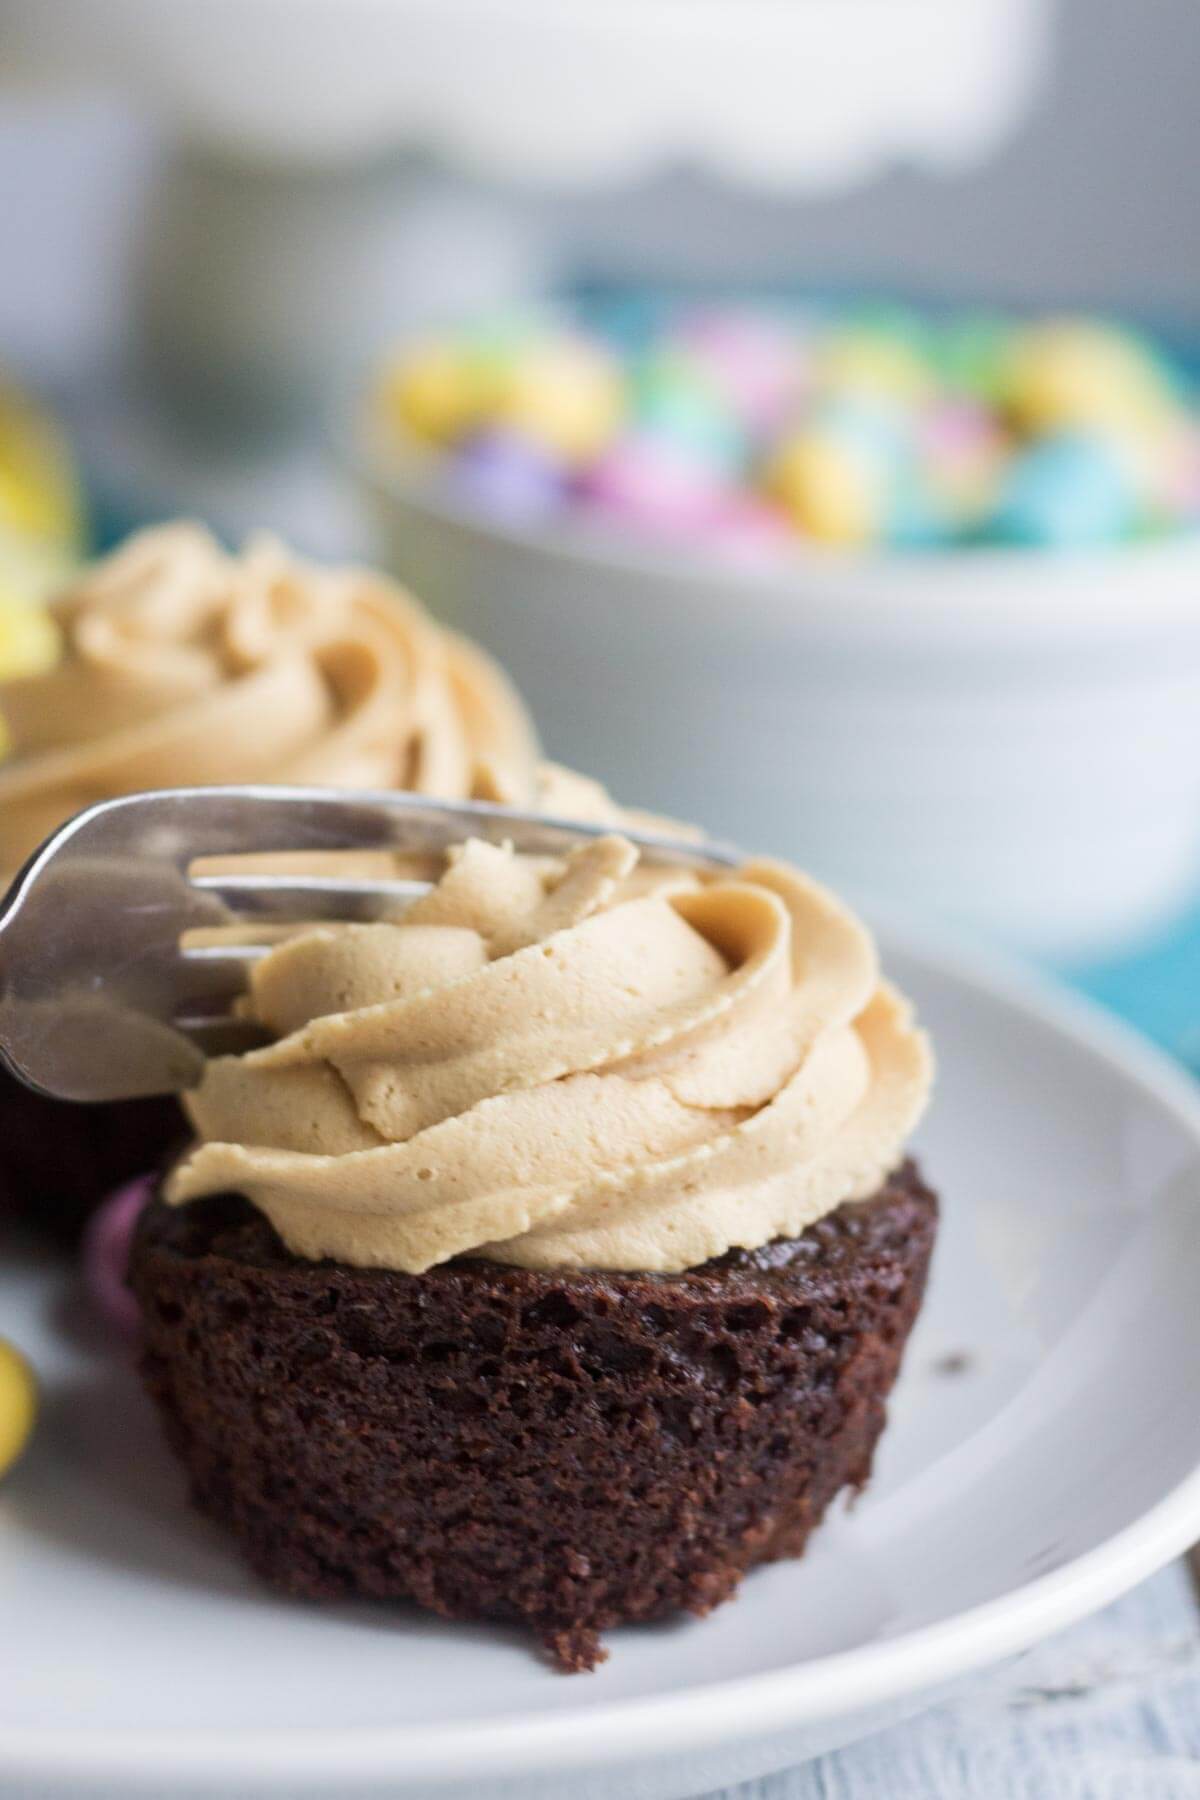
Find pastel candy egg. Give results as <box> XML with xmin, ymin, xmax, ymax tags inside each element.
<box><xmin>991</xmin><ymin>433</ymin><xmax>1135</xmax><ymax>547</ymax></box>
<box><xmin>765</xmin><ymin>401</ymin><xmax>906</xmax><ymax>546</ymax></box>
<box><xmin>463</xmin><ymin>306</ymin><xmax>563</xmax><ymax>364</ymax></box>
<box><xmin>83</xmin><ymin>1176</ymin><xmax>154</xmax><ymax>1338</ymax></box>
<box><xmin>917</xmin><ymin>400</ymin><xmax>1006</xmax><ymax>522</ymax></box>
<box><xmin>935</xmin><ymin>315</ymin><xmax>1015</xmax><ymax>406</ymax></box>
<box><xmin>886</xmin><ymin>477</ymin><xmax>954</xmax><ymax>549</ymax></box>
<box><xmin>808</xmin><ymin>393</ymin><xmax>910</xmax><ymax>461</ymax></box>
<box><xmin>0</xmin><ymin>525</ymin><xmax>76</xmax><ymax>616</ymax></box>
<box><xmin>490</xmin><ymin>338</ymin><xmax>624</xmax><ymax>465</ymax></box>
<box><xmin>765</xmin><ymin>429</ymin><xmax>884</xmax><ymax>546</ymax></box>
<box><xmin>918</xmin><ymin>397</ymin><xmax>999</xmax><ymax>462</ymax></box>
<box><xmin>577</xmin><ymin>434</ymin><xmax>731</xmax><ymax>535</ymax></box>
<box><xmin>1006</xmin><ymin>320</ymin><xmax>1180</xmax><ymax>437</ymax></box>
<box><xmin>0</xmin><ymin>384</ymin><xmax>85</xmax><ymax>555</ymax></box>
<box><xmin>671</xmin><ymin>310</ymin><xmax>802</xmax><ymax>433</ymax></box>
<box><xmin>1094</xmin><ymin>413</ymin><xmax>1200</xmax><ymax>530</ymax></box>
<box><xmin>446</xmin><ymin>430</ymin><xmax>566</xmax><ymax>525</ymax></box>
<box><xmin>380</xmin><ymin>340</ymin><xmax>490</xmax><ymax>447</ymax></box>
<box><xmin>632</xmin><ymin>354</ymin><xmax>745</xmax><ymax>471</ymax></box>
<box><xmin>813</xmin><ymin>326</ymin><xmax>933</xmax><ymax>406</ymax></box>
<box><xmin>0</xmin><ymin>1337</ymin><xmax>37</xmax><ymax>1479</ymax></box>
<box><xmin>1153</xmin><ymin>422</ymin><xmax>1200</xmax><ymax>521</ymax></box>
<box><xmin>0</xmin><ymin>585</ymin><xmax>59</xmax><ymax>682</ymax></box>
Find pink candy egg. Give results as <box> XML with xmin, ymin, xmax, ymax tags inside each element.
<box><xmin>917</xmin><ymin>398</ymin><xmax>997</xmax><ymax>459</ymax></box>
<box><xmin>673</xmin><ymin>309</ymin><xmax>803</xmax><ymax>434</ymax></box>
<box><xmin>576</xmin><ymin>434</ymin><xmax>733</xmax><ymax>536</ymax></box>
<box><xmin>82</xmin><ymin>1175</ymin><xmax>154</xmax><ymax>1338</ymax></box>
<box><xmin>917</xmin><ymin>398</ymin><xmax>1006</xmax><ymax>523</ymax></box>
<box><xmin>1148</xmin><ymin>421</ymin><xmax>1200</xmax><ymax>521</ymax></box>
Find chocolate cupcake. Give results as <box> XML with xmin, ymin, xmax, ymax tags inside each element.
<box><xmin>131</xmin><ymin>833</ymin><xmax>935</xmax><ymax>1666</ymax></box>
<box><xmin>0</xmin><ymin>521</ymin><xmax>540</xmax><ymax>1237</ymax></box>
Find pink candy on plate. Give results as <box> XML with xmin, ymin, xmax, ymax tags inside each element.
<box><xmin>82</xmin><ymin>1175</ymin><xmax>155</xmax><ymax>1338</ymax></box>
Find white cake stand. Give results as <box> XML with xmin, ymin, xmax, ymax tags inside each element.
<box><xmin>2</xmin><ymin>0</ymin><xmax>1052</xmax><ymax>520</ymax></box>
<box><xmin>6</xmin><ymin>0</ymin><xmax>1049</xmax><ymax>183</ymax></box>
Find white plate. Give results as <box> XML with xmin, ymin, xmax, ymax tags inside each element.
<box><xmin>3</xmin><ymin>927</ymin><xmax>1200</xmax><ymax>1800</ymax></box>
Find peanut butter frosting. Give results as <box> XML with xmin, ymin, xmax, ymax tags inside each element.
<box><xmin>0</xmin><ymin>522</ymin><xmax>539</xmax><ymax>876</ymax></box>
<box><xmin>167</xmin><ymin>836</ymin><xmax>933</xmax><ymax>1274</ymax></box>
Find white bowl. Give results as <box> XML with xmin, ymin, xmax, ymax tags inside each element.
<box><xmin>358</xmin><ymin>440</ymin><xmax>1200</xmax><ymax>956</ymax></box>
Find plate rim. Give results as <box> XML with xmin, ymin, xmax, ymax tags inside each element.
<box><xmin>6</xmin><ymin>921</ymin><xmax>1200</xmax><ymax>1788</ymax></box>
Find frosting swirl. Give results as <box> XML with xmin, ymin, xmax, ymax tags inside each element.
<box><xmin>0</xmin><ymin>523</ymin><xmax>538</xmax><ymax>875</ymax></box>
<box><xmin>167</xmin><ymin>836</ymin><xmax>932</xmax><ymax>1273</ymax></box>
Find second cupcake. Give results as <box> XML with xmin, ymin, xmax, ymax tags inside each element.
<box><xmin>0</xmin><ymin>521</ymin><xmax>541</xmax><ymax>1236</ymax></box>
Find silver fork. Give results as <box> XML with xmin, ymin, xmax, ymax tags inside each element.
<box><xmin>0</xmin><ymin>785</ymin><xmax>741</xmax><ymax>1104</ymax></box>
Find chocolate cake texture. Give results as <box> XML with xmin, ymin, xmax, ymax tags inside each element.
<box><xmin>131</xmin><ymin>1160</ymin><xmax>937</xmax><ymax>1669</ymax></box>
<box><xmin>0</xmin><ymin>1069</ymin><xmax>182</xmax><ymax>1242</ymax></box>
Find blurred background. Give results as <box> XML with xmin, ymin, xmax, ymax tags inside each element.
<box><xmin>1</xmin><ymin>0</ymin><xmax>1198</xmax><ymax>1053</ymax></box>
<box><xmin>3</xmin><ymin>0</ymin><xmax>1198</xmax><ymax>538</ymax></box>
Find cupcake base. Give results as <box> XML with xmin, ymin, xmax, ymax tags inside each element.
<box><xmin>0</xmin><ymin>1067</ymin><xmax>183</xmax><ymax>1243</ymax></box>
<box><xmin>131</xmin><ymin>1162</ymin><xmax>937</xmax><ymax>1670</ymax></box>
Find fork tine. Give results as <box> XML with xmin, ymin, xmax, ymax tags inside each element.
<box><xmin>172</xmin><ymin>1014</ymin><xmax>273</xmax><ymax>1057</ymax></box>
<box><xmin>0</xmin><ymin>785</ymin><xmax>744</xmax><ymax>1102</ymax></box>
<box><xmin>188</xmin><ymin>873</ymin><xmax>432</xmax><ymax>923</ymax></box>
<box><xmin>181</xmin><ymin>943</ymin><xmax>273</xmax><ymax>966</ymax></box>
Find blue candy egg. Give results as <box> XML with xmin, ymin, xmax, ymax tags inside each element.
<box><xmin>886</xmin><ymin>478</ymin><xmax>953</xmax><ymax>550</ymax></box>
<box><xmin>805</xmin><ymin>394</ymin><xmax>911</xmax><ymax>472</ymax></box>
<box><xmin>991</xmin><ymin>434</ymin><xmax>1136</xmax><ymax>547</ymax></box>
<box><xmin>631</xmin><ymin>354</ymin><xmax>746</xmax><ymax>473</ymax></box>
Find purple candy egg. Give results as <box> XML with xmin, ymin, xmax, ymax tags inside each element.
<box><xmin>575</xmin><ymin>434</ymin><xmax>732</xmax><ymax>536</ymax></box>
<box><xmin>83</xmin><ymin>1175</ymin><xmax>155</xmax><ymax>1339</ymax></box>
<box><xmin>445</xmin><ymin>431</ymin><xmax>566</xmax><ymax>525</ymax></box>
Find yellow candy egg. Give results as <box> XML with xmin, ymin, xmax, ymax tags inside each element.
<box><xmin>378</xmin><ymin>341</ymin><xmax>491</xmax><ymax>447</ymax></box>
<box><xmin>0</xmin><ymin>385</ymin><xmax>84</xmax><ymax>557</ymax></box>
<box><xmin>0</xmin><ymin>1337</ymin><xmax>37</xmax><ymax>1480</ymax></box>
<box><xmin>490</xmin><ymin>341</ymin><xmax>624</xmax><ymax>465</ymax></box>
<box><xmin>765</xmin><ymin>431</ymin><xmax>881</xmax><ymax>546</ymax></box>
<box><xmin>0</xmin><ymin>570</ymin><xmax>61</xmax><ymax>762</ymax></box>
<box><xmin>1007</xmin><ymin>320</ymin><xmax>1180</xmax><ymax>438</ymax></box>
<box><xmin>0</xmin><ymin>586</ymin><xmax>59</xmax><ymax>682</ymax></box>
<box><xmin>814</xmin><ymin>331</ymin><xmax>932</xmax><ymax>406</ymax></box>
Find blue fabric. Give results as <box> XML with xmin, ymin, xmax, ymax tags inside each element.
<box><xmin>1063</xmin><ymin>904</ymin><xmax>1200</xmax><ymax>1076</ymax></box>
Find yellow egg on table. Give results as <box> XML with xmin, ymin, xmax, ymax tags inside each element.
<box><xmin>378</xmin><ymin>341</ymin><xmax>492</xmax><ymax>447</ymax></box>
<box><xmin>1007</xmin><ymin>320</ymin><xmax>1180</xmax><ymax>438</ymax></box>
<box><xmin>765</xmin><ymin>431</ymin><xmax>882</xmax><ymax>546</ymax></box>
<box><xmin>491</xmin><ymin>341</ymin><xmax>624</xmax><ymax>465</ymax></box>
<box><xmin>0</xmin><ymin>1337</ymin><xmax>37</xmax><ymax>1480</ymax></box>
